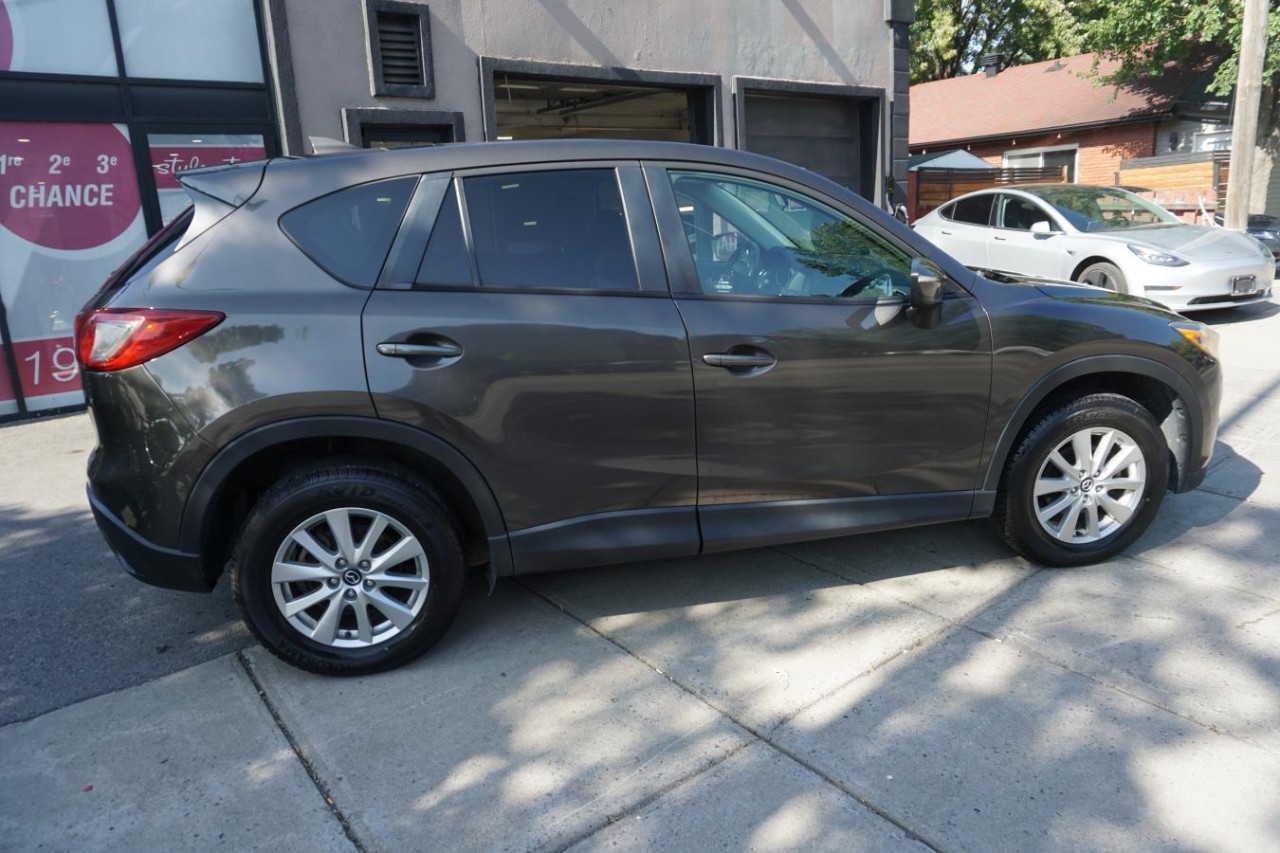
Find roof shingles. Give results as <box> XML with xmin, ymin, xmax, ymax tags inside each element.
<box><xmin>909</xmin><ymin>53</ymin><xmax>1206</xmax><ymax>148</ymax></box>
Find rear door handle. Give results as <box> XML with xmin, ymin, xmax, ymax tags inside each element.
<box><xmin>702</xmin><ymin>352</ymin><xmax>776</xmax><ymax>368</ymax></box>
<box><xmin>376</xmin><ymin>341</ymin><xmax>463</xmax><ymax>358</ymax></box>
<box><xmin>939</xmin><ymin>229</ymin><xmax>953</xmax><ymax>236</ymax></box>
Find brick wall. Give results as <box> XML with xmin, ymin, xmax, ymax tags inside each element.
<box><xmin>962</xmin><ymin>122</ymin><xmax>1159</xmax><ymax>185</ymax></box>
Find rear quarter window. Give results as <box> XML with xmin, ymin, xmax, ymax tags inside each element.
<box><xmin>280</xmin><ymin>177</ymin><xmax>416</xmax><ymax>286</ymax></box>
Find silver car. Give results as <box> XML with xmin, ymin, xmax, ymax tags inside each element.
<box><xmin>913</xmin><ymin>184</ymin><xmax>1275</xmax><ymax>313</ymax></box>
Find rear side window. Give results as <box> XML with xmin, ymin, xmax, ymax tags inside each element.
<box><xmin>949</xmin><ymin>194</ymin><xmax>994</xmax><ymax>226</ymax></box>
<box><xmin>461</xmin><ymin>169</ymin><xmax>639</xmax><ymax>291</ymax></box>
<box><xmin>281</xmin><ymin>177</ymin><xmax>416</xmax><ymax>286</ymax></box>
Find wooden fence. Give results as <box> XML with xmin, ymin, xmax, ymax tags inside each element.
<box><xmin>1115</xmin><ymin>152</ymin><xmax>1230</xmax><ymax>219</ymax></box>
<box><xmin>908</xmin><ymin>166</ymin><xmax>1068</xmax><ymax>222</ymax></box>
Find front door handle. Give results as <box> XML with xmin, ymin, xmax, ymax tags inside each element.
<box><xmin>703</xmin><ymin>352</ymin><xmax>776</xmax><ymax>368</ymax></box>
<box><xmin>993</xmin><ymin>235</ymin><xmax>1008</xmax><ymax>241</ymax></box>
<box><xmin>376</xmin><ymin>341</ymin><xmax>463</xmax><ymax>358</ymax></box>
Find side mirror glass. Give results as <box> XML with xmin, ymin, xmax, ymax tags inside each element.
<box><xmin>909</xmin><ymin>258</ymin><xmax>944</xmax><ymax>329</ymax></box>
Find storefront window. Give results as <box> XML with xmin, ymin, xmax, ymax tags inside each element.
<box><xmin>114</xmin><ymin>0</ymin><xmax>263</xmax><ymax>82</ymax></box>
<box><xmin>0</xmin><ymin>121</ymin><xmax>146</xmax><ymax>411</ymax></box>
<box><xmin>148</xmin><ymin>132</ymin><xmax>266</xmax><ymax>223</ymax></box>
<box><xmin>0</xmin><ymin>0</ymin><xmax>118</xmax><ymax>77</ymax></box>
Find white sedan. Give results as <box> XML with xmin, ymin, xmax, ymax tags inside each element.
<box><xmin>913</xmin><ymin>184</ymin><xmax>1275</xmax><ymax>313</ymax></box>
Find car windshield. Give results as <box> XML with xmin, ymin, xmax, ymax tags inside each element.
<box><xmin>1026</xmin><ymin>186</ymin><xmax>1181</xmax><ymax>233</ymax></box>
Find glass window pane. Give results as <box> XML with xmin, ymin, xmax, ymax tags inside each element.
<box><xmin>998</xmin><ymin>195</ymin><xmax>1046</xmax><ymax>231</ymax></box>
<box><xmin>951</xmin><ymin>195</ymin><xmax>993</xmax><ymax>226</ymax></box>
<box><xmin>115</xmin><ymin>0</ymin><xmax>263</xmax><ymax>82</ymax></box>
<box><xmin>0</xmin><ymin>121</ymin><xmax>147</xmax><ymax>411</ymax></box>
<box><xmin>463</xmin><ymin>170</ymin><xmax>638</xmax><ymax>292</ymax></box>
<box><xmin>280</xmin><ymin>178</ymin><xmax>416</xmax><ymax>287</ymax></box>
<box><xmin>668</xmin><ymin>171</ymin><xmax>911</xmax><ymax>300</ymax></box>
<box><xmin>147</xmin><ymin>132</ymin><xmax>266</xmax><ymax>224</ymax></box>
<box><xmin>0</xmin><ymin>0</ymin><xmax>117</xmax><ymax>76</ymax></box>
<box><xmin>1043</xmin><ymin>149</ymin><xmax>1076</xmax><ymax>181</ymax></box>
<box><xmin>414</xmin><ymin>183</ymin><xmax>471</xmax><ymax>288</ymax></box>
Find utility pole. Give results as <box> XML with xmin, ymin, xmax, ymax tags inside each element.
<box><xmin>1225</xmin><ymin>0</ymin><xmax>1268</xmax><ymax>230</ymax></box>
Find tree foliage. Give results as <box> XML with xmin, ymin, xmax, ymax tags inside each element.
<box><xmin>909</xmin><ymin>0</ymin><xmax>1101</xmax><ymax>83</ymax></box>
<box><xmin>1083</xmin><ymin>0</ymin><xmax>1280</xmax><ymax>95</ymax></box>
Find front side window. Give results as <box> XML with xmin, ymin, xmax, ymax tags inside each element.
<box><xmin>668</xmin><ymin>171</ymin><xmax>912</xmax><ymax>300</ymax></box>
<box><xmin>461</xmin><ymin>169</ymin><xmax>638</xmax><ymax>292</ymax></box>
<box><xmin>997</xmin><ymin>194</ymin><xmax>1051</xmax><ymax>231</ymax></box>
<box><xmin>280</xmin><ymin>177</ymin><xmax>416</xmax><ymax>287</ymax></box>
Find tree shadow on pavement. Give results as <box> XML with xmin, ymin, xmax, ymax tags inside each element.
<box><xmin>0</xmin><ymin>503</ymin><xmax>250</xmax><ymax>726</ymax></box>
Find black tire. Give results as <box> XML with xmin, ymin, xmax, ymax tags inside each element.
<box><xmin>993</xmin><ymin>393</ymin><xmax>1168</xmax><ymax>567</ymax></box>
<box><xmin>231</xmin><ymin>463</ymin><xmax>465</xmax><ymax>675</ymax></box>
<box><xmin>1076</xmin><ymin>261</ymin><xmax>1128</xmax><ymax>294</ymax></box>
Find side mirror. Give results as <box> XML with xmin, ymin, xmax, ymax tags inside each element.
<box><xmin>909</xmin><ymin>258</ymin><xmax>944</xmax><ymax>329</ymax></box>
<box><xmin>1029</xmin><ymin>220</ymin><xmax>1058</xmax><ymax>237</ymax></box>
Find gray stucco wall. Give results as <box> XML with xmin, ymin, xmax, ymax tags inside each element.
<box><xmin>273</xmin><ymin>0</ymin><xmax>902</xmax><ymax>194</ymax></box>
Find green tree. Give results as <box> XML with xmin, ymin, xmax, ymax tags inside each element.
<box><xmin>1084</xmin><ymin>0</ymin><xmax>1280</xmax><ymax>215</ymax></box>
<box><xmin>1083</xmin><ymin>0</ymin><xmax>1279</xmax><ymax>95</ymax></box>
<box><xmin>909</xmin><ymin>0</ymin><xmax>1101</xmax><ymax>84</ymax></box>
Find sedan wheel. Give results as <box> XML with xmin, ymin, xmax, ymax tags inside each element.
<box><xmin>1077</xmin><ymin>261</ymin><xmax>1128</xmax><ymax>294</ymax></box>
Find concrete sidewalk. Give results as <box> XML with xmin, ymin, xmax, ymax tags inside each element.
<box><xmin>3</xmin><ymin>302</ymin><xmax>1279</xmax><ymax>851</ymax></box>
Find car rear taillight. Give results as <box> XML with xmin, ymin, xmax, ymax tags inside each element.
<box><xmin>75</xmin><ymin>308</ymin><xmax>225</xmax><ymax>372</ymax></box>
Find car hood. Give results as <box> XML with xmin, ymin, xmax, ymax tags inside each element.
<box><xmin>977</xmin><ymin>268</ymin><xmax>1178</xmax><ymax>316</ymax></box>
<box><xmin>1091</xmin><ymin>224</ymin><xmax>1263</xmax><ymax>262</ymax></box>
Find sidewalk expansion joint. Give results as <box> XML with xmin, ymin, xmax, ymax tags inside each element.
<box><xmin>513</xmin><ymin>578</ymin><xmax>946</xmax><ymax>853</ymax></box>
<box><xmin>237</xmin><ymin>650</ymin><xmax>367</xmax><ymax>853</ymax></box>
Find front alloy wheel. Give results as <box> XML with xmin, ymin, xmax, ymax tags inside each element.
<box><xmin>1032</xmin><ymin>427</ymin><xmax>1147</xmax><ymax>545</ymax></box>
<box><xmin>994</xmin><ymin>392</ymin><xmax>1167</xmax><ymax>566</ymax></box>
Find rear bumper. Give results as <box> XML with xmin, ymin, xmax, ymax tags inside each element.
<box><xmin>88</xmin><ymin>488</ymin><xmax>212</xmax><ymax>592</ymax></box>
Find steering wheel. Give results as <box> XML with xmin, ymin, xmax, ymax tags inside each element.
<box><xmin>720</xmin><ymin>237</ymin><xmax>759</xmax><ymax>286</ymax></box>
<box><xmin>837</xmin><ymin>266</ymin><xmax>910</xmax><ymax>299</ymax></box>
<box><xmin>753</xmin><ymin>246</ymin><xmax>793</xmax><ymax>295</ymax></box>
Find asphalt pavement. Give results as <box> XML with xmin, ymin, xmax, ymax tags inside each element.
<box><xmin>2</xmin><ymin>300</ymin><xmax>1278</xmax><ymax>851</ymax></box>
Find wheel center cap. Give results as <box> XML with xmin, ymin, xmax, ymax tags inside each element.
<box><xmin>1080</xmin><ymin>477</ymin><xmax>1095</xmax><ymax>491</ymax></box>
<box><xmin>342</xmin><ymin>568</ymin><xmax>363</xmax><ymax>586</ymax></box>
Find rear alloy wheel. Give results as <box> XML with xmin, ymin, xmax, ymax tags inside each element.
<box><xmin>994</xmin><ymin>393</ymin><xmax>1168</xmax><ymax>566</ymax></box>
<box><xmin>1077</xmin><ymin>261</ymin><xmax>1128</xmax><ymax>294</ymax></box>
<box><xmin>232</xmin><ymin>464</ymin><xmax>464</xmax><ymax>674</ymax></box>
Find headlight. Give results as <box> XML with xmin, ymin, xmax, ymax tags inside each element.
<box><xmin>1250</xmin><ymin>236</ymin><xmax>1275</xmax><ymax>261</ymax></box>
<box><xmin>1129</xmin><ymin>244</ymin><xmax>1189</xmax><ymax>266</ymax></box>
<box><xmin>1171</xmin><ymin>321</ymin><xmax>1220</xmax><ymax>360</ymax></box>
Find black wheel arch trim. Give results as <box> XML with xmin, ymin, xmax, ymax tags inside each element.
<box><xmin>179</xmin><ymin>416</ymin><xmax>514</xmax><ymax>579</ymax></box>
<box><xmin>980</xmin><ymin>354</ymin><xmax>1205</xmax><ymax>495</ymax></box>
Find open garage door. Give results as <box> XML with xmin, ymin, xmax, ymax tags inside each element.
<box><xmin>492</xmin><ymin>74</ymin><xmax>714</xmax><ymax>144</ymax></box>
<box><xmin>740</xmin><ymin>91</ymin><xmax>878</xmax><ymax>201</ymax></box>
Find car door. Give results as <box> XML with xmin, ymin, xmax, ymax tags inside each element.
<box><xmin>646</xmin><ymin>165</ymin><xmax>993</xmax><ymax>551</ymax></box>
<box><xmin>923</xmin><ymin>194</ymin><xmax>995</xmax><ymax>268</ymax></box>
<box><xmin>362</xmin><ymin>164</ymin><xmax>698</xmax><ymax>572</ymax></box>
<box><xmin>989</xmin><ymin>193</ymin><xmax>1068</xmax><ymax>278</ymax></box>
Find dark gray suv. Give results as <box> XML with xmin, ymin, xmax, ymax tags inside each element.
<box><xmin>78</xmin><ymin>140</ymin><xmax>1222</xmax><ymax>674</ymax></box>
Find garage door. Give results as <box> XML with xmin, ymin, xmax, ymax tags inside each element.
<box><xmin>741</xmin><ymin>92</ymin><xmax>872</xmax><ymax>199</ymax></box>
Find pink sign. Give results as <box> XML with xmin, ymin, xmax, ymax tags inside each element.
<box><xmin>1</xmin><ymin>336</ymin><xmax>82</xmax><ymax>403</ymax></box>
<box><xmin>151</xmin><ymin>146</ymin><xmax>267</xmax><ymax>190</ymax></box>
<box><xmin>0</xmin><ymin>122</ymin><xmax>141</xmax><ymax>251</ymax></box>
